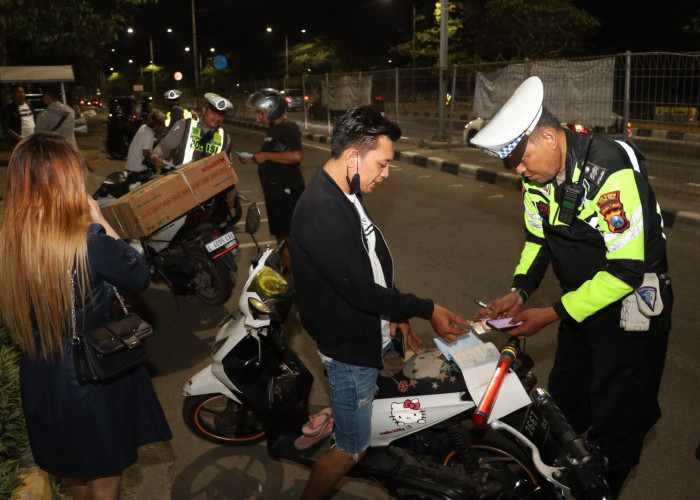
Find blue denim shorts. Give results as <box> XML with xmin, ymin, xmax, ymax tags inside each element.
<box><xmin>322</xmin><ymin>359</ymin><xmax>379</xmax><ymax>455</ymax></box>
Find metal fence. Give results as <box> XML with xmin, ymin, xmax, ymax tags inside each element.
<box><xmin>193</xmin><ymin>52</ymin><xmax>700</xmax><ymax>195</ymax></box>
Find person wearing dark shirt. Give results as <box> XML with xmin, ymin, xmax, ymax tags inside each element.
<box><xmin>239</xmin><ymin>88</ymin><xmax>304</xmax><ymax>279</ymax></box>
<box><xmin>2</xmin><ymin>83</ymin><xmax>35</xmax><ymax>145</ymax></box>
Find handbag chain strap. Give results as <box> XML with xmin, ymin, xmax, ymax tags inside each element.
<box><xmin>69</xmin><ymin>272</ymin><xmax>128</xmax><ymax>344</ymax></box>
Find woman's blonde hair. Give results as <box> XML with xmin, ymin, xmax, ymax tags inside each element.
<box><xmin>0</xmin><ymin>133</ymin><xmax>92</xmax><ymax>358</ymax></box>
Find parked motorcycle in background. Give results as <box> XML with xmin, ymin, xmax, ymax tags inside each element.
<box><xmin>106</xmin><ymin>96</ymin><xmax>142</xmax><ymax>160</ymax></box>
<box><xmin>93</xmin><ymin>167</ymin><xmax>242</xmax><ymax>305</ymax></box>
<box><xmin>181</xmin><ymin>203</ymin><xmax>611</xmax><ymax>499</ymax></box>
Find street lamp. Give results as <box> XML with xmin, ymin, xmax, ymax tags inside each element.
<box><xmin>266</xmin><ymin>27</ymin><xmax>307</xmax><ymax>90</ymax></box>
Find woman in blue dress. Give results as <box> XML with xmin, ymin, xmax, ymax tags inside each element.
<box><xmin>0</xmin><ymin>132</ymin><xmax>171</xmax><ymax>500</ymax></box>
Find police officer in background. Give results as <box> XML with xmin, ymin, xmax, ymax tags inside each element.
<box><xmin>163</xmin><ymin>89</ymin><xmax>189</xmax><ymax>132</ymax></box>
<box><xmin>471</xmin><ymin>76</ymin><xmax>672</xmax><ymax>498</ymax></box>
<box><xmin>151</xmin><ymin>92</ymin><xmax>236</xmax><ymax>207</ymax></box>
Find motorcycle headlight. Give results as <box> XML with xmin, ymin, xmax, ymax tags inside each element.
<box><xmin>247</xmin><ymin>266</ymin><xmax>288</xmax><ymax>299</ymax></box>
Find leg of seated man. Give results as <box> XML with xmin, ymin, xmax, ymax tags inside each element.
<box><xmin>301</xmin><ymin>359</ymin><xmax>377</xmax><ymax>500</ymax></box>
<box><xmin>302</xmin><ymin>447</ymin><xmax>366</xmax><ymax>500</ymax></box>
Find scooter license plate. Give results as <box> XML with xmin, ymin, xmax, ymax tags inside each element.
<box><xmin>205</xmin><ymin>231</ymin><xmax>237</xmax><ymax>253</ymax></box>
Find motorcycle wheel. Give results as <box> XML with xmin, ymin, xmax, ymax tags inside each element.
<box><xmin>440</xmin><ymin>426</ymin><xmax>550</xmax><ymax>499</ymax></box>
<box><xmin>182</xmin><ymin>394</ymin><xmax>266</xmax><ymax>446</ymax></box>
<box><xmin>190</xmin><ymin>247</ymin><xmax>234</xmax><ymax>305</ymax></box>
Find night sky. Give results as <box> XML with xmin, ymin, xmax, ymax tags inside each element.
<box><xmin>111</xmin><ymin>0</ymin><xmax>698</xmax><ymax>80</ymax></box>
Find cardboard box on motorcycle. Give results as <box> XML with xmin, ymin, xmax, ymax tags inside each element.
<box><xmin>102</xmin><ymin>151</ymin><xmax>238</xmax><ymax>239</ymax></box>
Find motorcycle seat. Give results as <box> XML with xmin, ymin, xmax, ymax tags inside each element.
<box><xmin>376</xmin><ymin>357</ymin><xmax>469</xmax><ymax>400</ymax></box>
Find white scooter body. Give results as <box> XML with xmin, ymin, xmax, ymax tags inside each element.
<box><xmin>183</xmin><ymin>245</ymin><xmax>477</xmax><ymax>448</ymax></box>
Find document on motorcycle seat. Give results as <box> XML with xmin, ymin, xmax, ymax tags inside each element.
<box><xmin>451</xmin><ymin>343</ymin><xmax>531</xmax><ymax>423</ymax></box>
<box><xmin>433</xmin><ymin>330</ymin><xmax>484</xmax><ymax>361</ymax></box>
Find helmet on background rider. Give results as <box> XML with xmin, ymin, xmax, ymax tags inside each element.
<box><xmin>245</xmin><ymin>88</ymin><xmax>285</xmax><ymax>122</ymax></box>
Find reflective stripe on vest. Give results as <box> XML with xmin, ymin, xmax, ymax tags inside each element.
<box><xmin>179</xmin><ymin>118</ymin><xmax>225</xmax><ymax>165</ymax></box>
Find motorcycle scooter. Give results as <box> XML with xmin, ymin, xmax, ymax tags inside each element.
<box><xmin>182</xmin><ymin>203</ymin><xmax>611</xmax><ymax>499</ymax></box>
<box><xmin>94</xmin><ymin>163</ymin><xmax>242</xmax><ymax>305</ymax></box>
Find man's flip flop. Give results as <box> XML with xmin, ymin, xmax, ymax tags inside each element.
<box><xmin>294</xmin><ymin>414</ymin><xmax>334</xmax><ymax>450</ymax></box>
<box><xmin>301</xmin><ymin>407</ymin><xmax>333</xmax><ymax>437</ymax></box>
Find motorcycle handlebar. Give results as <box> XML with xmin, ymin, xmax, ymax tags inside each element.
<box><xmin>531</xmin><ymin>388</ymin><xmax>611</xmax><ymax>500</ymax></box>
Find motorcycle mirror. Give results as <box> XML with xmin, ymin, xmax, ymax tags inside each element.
<box><xmin>245</xmin><ymin>203</ymin><xmax>261</xmax><ymax>235</ymax></box>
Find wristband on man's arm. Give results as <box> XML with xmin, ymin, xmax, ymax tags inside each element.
<box><xmin>509</xmin><ymin>287</ymin><xmax>529</xmax><ymax>302</ymax></box>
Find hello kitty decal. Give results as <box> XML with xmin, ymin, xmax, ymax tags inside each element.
<box><xmin>391</xmin><ymin>398</ymin><xmax>426</xmax><ymax>426</ymax></box>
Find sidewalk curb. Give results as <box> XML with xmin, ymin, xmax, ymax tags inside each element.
<box><xmin>228</xmin><ymin>118</ymin><xmax>700</xmax><ymax>235</ymax></box>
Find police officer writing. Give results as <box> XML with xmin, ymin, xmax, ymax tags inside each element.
<box><xmin>150</xmin><ymin>92</ymin><xmax>236</xmax><ymax>208</ymax></box>
<box><xmin>238</xmin><ymin>88</ymin><xmax>304</xmax><ymax>280</ymax></box>
<box><xmin>471</xmin><ymin>76</ymin><xmax>672</xmax><ymax>498</ymax></box>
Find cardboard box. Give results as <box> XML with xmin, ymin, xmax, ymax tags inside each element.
<box><xmin>102</xmin><ymin>151</ymin><xmax>238</xmax><ymax>238</ymax></box>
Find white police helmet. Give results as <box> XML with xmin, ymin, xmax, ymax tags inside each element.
<box><xmin>470</xmin><ymin>76</ymin><xmax>544</xmax><ymax>169</ymax></box>
<box><xmin>245</xmin><ymin>88</ymin><xmax>285</xmax><ymax>122</ymax></box>
<box><xmin>163</xmin><ymin>89</ymin><xmax>183</xmax><ymax>100</ymax></box>
<box><xmin>204</xmin><ymin>92</ymin><xmax>233</xmax><ymax>113</ymax></box>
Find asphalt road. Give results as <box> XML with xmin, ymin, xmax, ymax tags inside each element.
<box><xmin>5</xmin><ymin>112</ymin><xmax>698</xmax><ymax>499</ymax></box>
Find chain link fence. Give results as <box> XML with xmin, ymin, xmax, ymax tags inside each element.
<box><xmin>191</xmin><ymin>52</ymin><xmax>699</xmax><ymax>195</ymax></box>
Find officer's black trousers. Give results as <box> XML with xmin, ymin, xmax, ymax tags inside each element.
<box><xmin>548</xmin><ymin>280</ymin><xmax>672</xmax><ymax>481</ymax></box>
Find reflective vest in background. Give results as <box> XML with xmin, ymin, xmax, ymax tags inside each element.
<box><xmin>165</xmin><ymin>107</ymin><xmax>193</xmax><ymax>128</ymax></box>
<box><xmin>173</xmin><ymin>118</ymin><xmax>225</xmax><ymax>165</ymax></box>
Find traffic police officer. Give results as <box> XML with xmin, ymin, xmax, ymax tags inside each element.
<box><xmin>471</xmin><ymin>76</ymin><xmax>672</xmax><ymax>498</ymax></box>
<box><xmin>151</xmin><ymin>92</ymin><xmax>236</xmax><ymax>206</ymax></box>
<box><xmin>163</xmin><ymin>88</ymin><xmax>189</xmax><ymax>130</ymax></box>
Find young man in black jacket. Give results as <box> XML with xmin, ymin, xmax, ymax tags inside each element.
<box><xmin>291</xmin><ymin>106</ymin><xmax>468</xmax><ymax>500</ymax></box>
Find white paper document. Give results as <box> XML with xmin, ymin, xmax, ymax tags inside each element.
<box><xmin>433</xmin><ymin>331</ymin><xmax>483</xmax><ymax>361</ymax></box>
<box><xmin>451</xmin><ymin>342</ymin><xmax>531</xmax><ymax>423</ymax></box>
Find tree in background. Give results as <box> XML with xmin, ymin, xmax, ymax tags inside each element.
<box><xmin>0</xmin><ymin>0</ymin><xmax>149</xmax><ymax>87</ymax></box>
<box><xmin>287</xmin><ymin>37</ymin><xmax>342</xmax><ymax>76</ymax></box>
<box><xmin>476</xmin><ymin>0</ymin><xmax>599</xmax><ymax>60</ymax></box>
<box><xmin>388</xmin><ymin>0</ymin><xmax>599</xmax><ymax>67</ymax></box>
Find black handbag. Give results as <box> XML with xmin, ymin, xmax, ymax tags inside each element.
<box><xmin>70</xmin><ymin>275</ymin><xmax>153</xmax><ymax>384</ymax></box>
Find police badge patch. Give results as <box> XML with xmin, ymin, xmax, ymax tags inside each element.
<box><xmin>597</xmin><ymin>191</ymin><xmax>630</xmax><ymax>233</ymax></box>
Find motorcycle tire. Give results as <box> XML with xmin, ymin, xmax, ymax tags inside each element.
<box><xmin>182</xmin><ymin>393</ymin><xmax>266</xmax><ymax>446</ymax></box>
<box><xmin>439</xmin><ymin>424</ymin><xmax>552</xmax><ymax>499</ymax></box>
<box><xmin>190</xmin><ymin>247</ymin><xmax>234</xmax><ymax>305</ymax></box>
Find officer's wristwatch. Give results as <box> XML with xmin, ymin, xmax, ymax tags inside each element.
<box><xmin>509</xmin><ymin>287</ymin><xmax>529</xmax><ymax>302</ymax></box>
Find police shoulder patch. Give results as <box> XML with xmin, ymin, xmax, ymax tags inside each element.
<box><xmin>597</xmin><ymin>190</ymin><xmax>630</xmax><ymax>233</ymax></box>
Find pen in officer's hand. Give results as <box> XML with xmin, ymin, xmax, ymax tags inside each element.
<box><xmin>474</xmin><ymin>299</ymin><xmax>492</xmax><ymax>310</ymax></box>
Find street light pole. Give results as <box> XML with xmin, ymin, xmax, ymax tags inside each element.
<box><xmin>411</xmin><ymin>1</ymin><xmax>416</xmax><ymax>100</ymax></box>
<box><xmin>437</xmin><ymin>0</ymin><xmax>448</xmax><ymax>140</ymax></box>
<box><xmin>149</xmin><ymin>35</ymin><xmax>156</xmax><ymax>94</ymax></box>
<box><xmin>284</xmin><ymin>35</ymin><xmax>289</xmax><ymax>90</ymax></box>
<box><xmin>191</xmin><ymin>0</ymin><xmax>199</xmax><ymax>89</ymax></box>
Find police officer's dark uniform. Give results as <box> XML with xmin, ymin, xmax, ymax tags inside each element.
<box><xmin>472</xmin><ymin>76</ymin><xmax>672</xmax><ymax>497</ymax></box>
